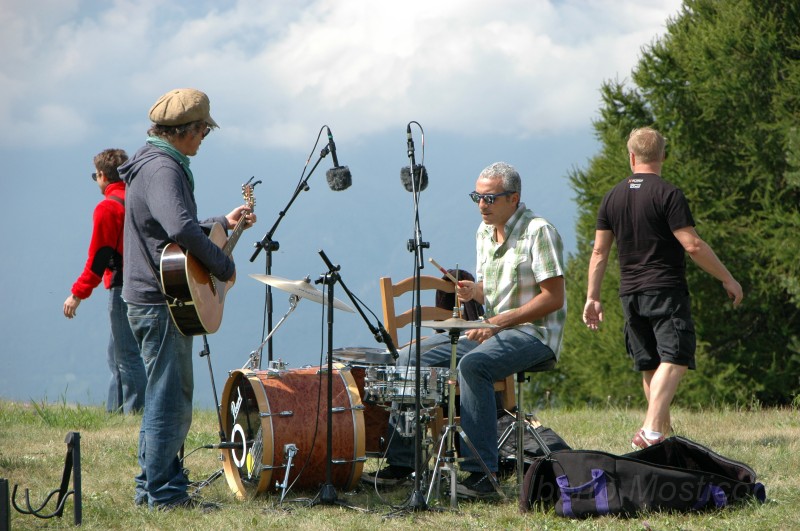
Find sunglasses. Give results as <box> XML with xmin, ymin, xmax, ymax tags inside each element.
<box><xmin>469</xmin><ymin>190</ymin><xmax>515</xmax><ymax>205</ymax></box>
<box><xmin>202</xmin><ymin>127</ymin><xmax>212</xmax><ymax>139</ymax></box>
<box><xmin>91</xmin><ymin>172</ymin><xmax>98</xmax><ymax>181</ymax></box>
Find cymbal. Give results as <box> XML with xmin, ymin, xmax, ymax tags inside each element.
<box><xmin>332</xmin><ymin>347</ymin><xmax>396</xmax><ymax>365</ymax></box>
<box><xmin>249</xmin><ymin>274</ymin><xmax>354</xmax><ymax>313</ymax></box>
<box><xmin>420</xmin><ymin>317</ymin><xmax>498</xmax><ymax>330</ymax></box>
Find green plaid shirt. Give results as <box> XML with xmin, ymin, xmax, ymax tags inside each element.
<box><xmin>476</xmin><ymin>203</ymin><xmax>567</xmax><ymax>358</ymax></box>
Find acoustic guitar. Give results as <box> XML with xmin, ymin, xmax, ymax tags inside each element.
<box><xmin>160</xmin><ymin>183</ymin><xmax>255</xmax><ymax>335</ymax></box>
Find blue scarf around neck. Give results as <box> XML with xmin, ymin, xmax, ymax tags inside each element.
<box><xmin>146</xmin><ymin>136</ymin><xmax>194</xmax><ymax>192</ymax></box>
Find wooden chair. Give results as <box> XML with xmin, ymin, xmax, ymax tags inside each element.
<box><xmin>379</xmin><ymin>276</ymin><xmax>516</xmax><ymax>442</ymax></box>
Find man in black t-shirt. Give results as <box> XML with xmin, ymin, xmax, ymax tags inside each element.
<box><xmin>583</xmin><ymin>127</ymin><xmax>743</xmax><ymax>450</ymax></box>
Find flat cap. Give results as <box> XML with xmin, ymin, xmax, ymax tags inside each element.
<box><xmin>148</xmin><ymin>88</ymin><xmax>219</xmax><ymax>127</ymax></box>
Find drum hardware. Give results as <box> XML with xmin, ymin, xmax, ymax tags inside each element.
<box><xmin>242</xmin><ymin>292</ymin><xmax>301</xmax><ymax>370</ymax></box>
<box><xmin>263</xmin><ymin>359</ymin><xmax>288</xmax><ymax>375</ymax></box>
<box><xmin>278</xmin><ymin>444</ymin><xmax>299</xmax><ymax>503</ymax></box>
<box><xmin>269</xmin><ymin>359</ymin><xmax>288</xmax><ymax>370</ymax></box>
<box><xmin>392</xmin><ymin>404</ymin><xmax>437</xmax><ymax>439</ymax></box>
<box><xmin>246</xmin><ymin>275</ymin><xmax>355</xmax><ymax>370</ymax></box>
<box><xmin>420</xmin><ymin>316</ymin><xmax>506</xmax><ymax>507</ymax></box>
<box><xmin>259</xmin><ymin>410</ymin><xmax>294</xmax><ymax>418</ymax></box>
<box><xmin>395</xmin><ymin>406</ymin><xmax>417</xmax><ymax>439</ymax></box>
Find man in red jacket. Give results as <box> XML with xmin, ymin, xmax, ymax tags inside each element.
<box><xmin>63</xmin><ymin>149</ymin><xmax>146</xmax><ymax>414</ymax></box>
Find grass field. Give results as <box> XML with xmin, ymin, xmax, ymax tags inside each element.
<box><xmin>1</xmin><ymin>398</ymin><xmax>798</xmax><ymax>530</ymax></box>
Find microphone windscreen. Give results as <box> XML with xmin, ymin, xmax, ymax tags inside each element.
<box><xmin>400</xmin><ymin>164</ymin><xmax>428</xmax><ymax>192</ymax></box>
<box><xmin>326</xmin><ymin>166</ymin><xmax>352</xmax><ymax>191</ymax></box>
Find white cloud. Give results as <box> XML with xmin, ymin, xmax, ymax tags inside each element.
<box><xmin>0</xmin><ymin>0</ymin><xmax>686</xmax><ymax>409</ymax></box>
<box><xmin>0</xmin><ymin>0</ymin><xmax>682</xmax><ymax>149</ymax></box>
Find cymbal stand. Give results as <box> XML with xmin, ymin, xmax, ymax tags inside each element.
<box><xmin>249</xmin><ymin>126</ymin><xmax>333</xmax><ymax>366</ymax></box>
<box><xmin>242</xmin><ymin>294</ymin><xmax>301</xmax><ymax>370</ymax></box>
<box><xmin>425</xmin><ymin>325</ymin><xmax>504</xmax><ymax>507</ymax></box>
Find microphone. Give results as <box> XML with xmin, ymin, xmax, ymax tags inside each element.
<box><xmin>376</xmin><ymin>322</ymin><xmax>400</xmax><ymax>360</ymax></box>
<box><xmin>400</xmin><ymin>123</ymin><xmax>428</xmax><ymax>191</ymax></box>
<box><xmin>324</xmin><ymin>127</ymin><xmax>352</xmax><ymax>191</ymax></box>
<box><xmin>400</xmin><ymin>165</ymin><xmax>428</xmax><ymax>192</ymax></box>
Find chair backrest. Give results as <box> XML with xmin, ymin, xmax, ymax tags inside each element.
<box><xmin>380</xmin><ymin>275</ymin><xmax>456</xmax><ymax>346</ymax></box>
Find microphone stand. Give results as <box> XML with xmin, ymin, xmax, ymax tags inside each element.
<box><xmin>190</xmin><ymin>335</ymin><xmax>226</xmax><ymax>493</ymax></box>
<box><xmin>404</xmin><ymin>121</ymin><xmax>430</xmax><ymax>511</ymax></box>
<box><xmin>317</xmin><ymin>250</ymin><xmax>401</xmax><ymax>361</ymax></box>
<box><xmin>310</xmin><ymin>250</ymin><xmax>363</xmax><ymax>511</ymax></box>
<box><xmin>249</xmin><ymin>136</ymin><xmax>332</xmax><ymax>367</ymax></box>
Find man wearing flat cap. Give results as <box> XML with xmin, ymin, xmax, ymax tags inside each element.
<box><xmin>119</xmin><ymin>88</ymin><xmax>256</xmax><ymax>510</ymax></box>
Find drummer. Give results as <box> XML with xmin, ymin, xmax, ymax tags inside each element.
<box><xmin>362</xmin><ymin>161</ymin><xmax>567</xmax><ymax>499</ymax></box>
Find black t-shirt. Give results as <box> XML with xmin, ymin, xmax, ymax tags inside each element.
<box><xmin>597</xmin><ymin>173</ymin><xmax>695</xmax><ymax>295</ymax></box>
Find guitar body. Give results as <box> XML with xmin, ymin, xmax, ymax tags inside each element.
<box><xmin>160</xmin><ymin>222</ymin><xmax>237</xmax><ymax>336</ymax></box>
<box><xmin>159</xmin><ymin>183</ymin><xmax>255</xmax><ymax>336</ymax></box>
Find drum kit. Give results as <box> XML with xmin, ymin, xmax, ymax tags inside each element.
<box><xmin>211</xmin><ymin>272</ymin><xmax>499</xmax><ymax>508</ymax></box>
<box><xmin>205</xmin><ymin>121</ymin><xmax>499</xmax><ymax>509</ymax></box>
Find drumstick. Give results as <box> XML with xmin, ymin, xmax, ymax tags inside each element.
<box><xmin>428</xmin><ymin>257</ymin><xmax>463</xmax><ymax>287</ymax></box>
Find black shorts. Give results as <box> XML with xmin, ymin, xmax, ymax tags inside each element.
<box><xmin>620</xmin><ymin>288</ymin><xmax>696</xmax><ymax>371</ymax></box>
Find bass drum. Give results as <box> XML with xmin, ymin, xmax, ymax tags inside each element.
<box><xmin>220</xmin><ymin>365</ymin><xmax>365</xmax><ymax>499</ymax></box>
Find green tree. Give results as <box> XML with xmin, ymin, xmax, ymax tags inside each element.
<box><xmin>551</xmin><ymin>0</ymin><xmax>800</xmax><ymax>408</ymax></box>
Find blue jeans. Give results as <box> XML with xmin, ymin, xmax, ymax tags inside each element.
<box><xmin>386</xmin><ymin>328</ymin><xmax>555</xmax><ymax>473</ymax></box>
<box><xmin>107</xmin><ymin>287</ymin><xmax>146</xmax><ymax>414</ymax></box>
<box><xmin>127</xmin><ymin>302</ymin><xmax>194</xmax><ymax>507</ymax></box>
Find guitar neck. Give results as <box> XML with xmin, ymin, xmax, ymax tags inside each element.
<box><xmin>221</xmin><ymin>216</ymin><xmax>247</xmax><ymax>257</ymax></box>
<box><xmin>221</xmin><ymin>184</ymin><xmax>255</xmax><ymax>258</ymax></box>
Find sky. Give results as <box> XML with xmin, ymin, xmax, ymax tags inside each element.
<box><xmin>0</xmin><ymin>0</ymin><xmax>683</xmax><ymax>409</ymax></box>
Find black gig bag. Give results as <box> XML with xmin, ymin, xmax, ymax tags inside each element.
<box><xmin>520</xmin><ymin>436</ymin><xmax>766</xmax><ymax>518</ymax></box>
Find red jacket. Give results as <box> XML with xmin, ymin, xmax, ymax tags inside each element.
<box><xmin>71</xmin><ymin>181</ymin><xmax>126</xmax><ymax>299</ymax></box>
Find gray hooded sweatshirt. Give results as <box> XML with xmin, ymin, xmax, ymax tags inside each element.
<box><xmin>119</xmin><ymin>143</ymin><xmax>235</xmax><ymax>305</ymax></box>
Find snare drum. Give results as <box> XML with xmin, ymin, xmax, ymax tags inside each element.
<box><xmin>332</xmin><ymin>347</ymin><xmax>393</xmax><ymax>456</ymax></box>
<box><xmin>364</xmin><ymin>365</ymin><xmax>448</xmax><ymax>407</ymax></box>
<box><xmin>219</xmin><ymin>365</ymin><xmax>365</xmax><ymax>499</ymax></box>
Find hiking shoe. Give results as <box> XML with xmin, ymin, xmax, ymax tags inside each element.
<box><xmin>631</xmin><ymin>429</ymin><xmax>665</xmax><ymax>450</ymax></box>
<box><xmin>361</xmin><ymin>465</ymin><xmax>413</xmax><ymax>486</ymax></box>
<box><xmin>158</xmin><ymin>496</ymin><xmax>221</xmax><ymax>513</ymax></box>
<box><xmin>455</xmin><ymin>472</ymin><xmax>500</xmax><ymax>500</ymax></box>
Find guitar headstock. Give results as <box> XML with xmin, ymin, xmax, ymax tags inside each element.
<box><xmin>242</xmin><ymin>178</ymin><xmax>260</xmax><ymax>211</ymax></box>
